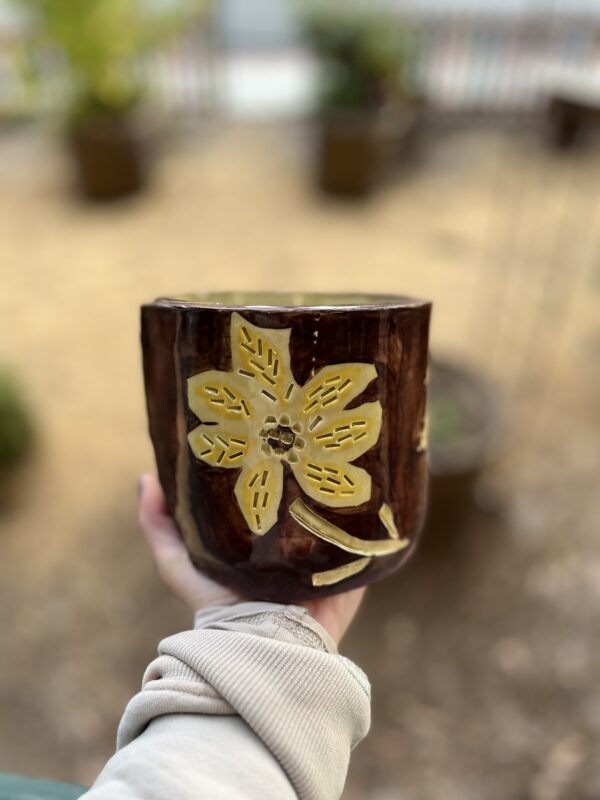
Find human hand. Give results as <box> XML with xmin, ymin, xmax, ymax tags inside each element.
<box><xmin>138</xmin><ymin>473</ymin><xmax>365</xmax><ymax>645</ymax></box>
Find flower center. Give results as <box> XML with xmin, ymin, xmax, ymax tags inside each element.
<box><xmin>259</xmin><ymin>415</ymin><xmax>305</xmax><ymax>462</ymax></box>
<box><xmin>266</xmin><ymin>424</ymin><xmax>296</xmax><ymax>455</ymax></box>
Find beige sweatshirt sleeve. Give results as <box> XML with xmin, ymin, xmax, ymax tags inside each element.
<box><xmin>83</xmin><ymin>601</ymin><xmax>371</xmax><ymax>800</ymax></box>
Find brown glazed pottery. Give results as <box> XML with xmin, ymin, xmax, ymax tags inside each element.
<box><xmin>141</xmin><ymin>293</ymin><xmax>431</xmax><ymax>602</ymax></box>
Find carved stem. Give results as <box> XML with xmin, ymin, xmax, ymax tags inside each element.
<box><xmin>289</xmin><ymin>498</ymin><xmax>409</xmax><ymax>556</ymax></box>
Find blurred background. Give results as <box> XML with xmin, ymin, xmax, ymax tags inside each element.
<box><xmin>0</xmin><ymin>0</ymin><xmax>599</xmax><ymax>797</ymax></box>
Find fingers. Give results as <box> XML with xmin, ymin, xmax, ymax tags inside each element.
<box><xmin>138</xmin><ymin>474</ymin><xmax>362</xmax><ymax>628</ymax></box>
<box><xmin>138</xmin><ymin>473</ymin><xmax>192</xmax><ymax>576</ymax></box>
<box><xmin>333</xmin><ymin>586</ymin><xmax>366</xmax><ymax>643</ymax></box>
<box><xmin>138</xmin><ymin>474</ymin><xmax>182</xmax><ymax>550</ymax></box>
<box><xmin>301</xmin><ymin>586</ymin><xmax>366</xmax><ymax>645</ymax></box>
<box><xmin>138</xmin><ymin>474</ymin><xmax>241</xmax><ymax>611</ymax></box>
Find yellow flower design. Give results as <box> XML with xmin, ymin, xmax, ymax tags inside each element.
<box><xmin>187</xmin><ymin>312</ymin><xmax>382</xmax><ymax>535</ymax></box>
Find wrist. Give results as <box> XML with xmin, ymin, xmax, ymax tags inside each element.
<box><xmin>193</xmin><ymin>601</ymin><xmax>339</xmax><ymax>653</ymax></box>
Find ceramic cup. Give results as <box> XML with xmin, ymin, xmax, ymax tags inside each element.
<box><xmin>141</xmin><ymin>292</ymin><xmax>431</xmax><ymax>602</ymax></box>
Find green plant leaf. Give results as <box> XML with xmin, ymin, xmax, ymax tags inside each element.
<box><xmin>14</xmin><ymin>0</ymin><xmax>209</xmax><ymax>117</ymax></box>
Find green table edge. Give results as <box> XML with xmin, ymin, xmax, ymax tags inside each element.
<box><xmin>0</xmin><ymin>773</ymin><xmax>87</xmax><ymax>800</ymax></box>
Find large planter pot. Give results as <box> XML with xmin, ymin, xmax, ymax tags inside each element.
<box><xmin>317</xmin><ymin>100</ymin><xmax>424</xmax><ymax>198</ymax></box>
<box><xmin>424</xmin><ymin>358</ymin><xmax>501</xmax><ymax>543</ymax></box>
<box><xmin>142</xmin><ymin>293</ymin><xmax>431</xmax><ymax>602</ymax></box>
<box><xmin>318</xmin><ymin>113</ymin><xmax>381</xmax><ymax>197</ymax></box>
<box><xmin>69</xmin><ymin>111</ymin><xmax>146</xmax><ymax>201</ymax></box>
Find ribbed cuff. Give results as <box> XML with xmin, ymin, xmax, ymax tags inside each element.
<box><xmin>193</xmin><ymin>601</ymin><xmax>339</xmax><ymax>652</ymax></box>
<box><xmin>117</xmin><ymin>602</ymin><xmax>371</xmax><ymax>800</ymax></box>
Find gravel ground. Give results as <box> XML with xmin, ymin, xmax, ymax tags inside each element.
<box><xmin>0</xmin><ymin>121</ymin><xmax>598</xmax><ymax>797</ymax></box>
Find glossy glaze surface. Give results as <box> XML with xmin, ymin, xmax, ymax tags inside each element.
<box><xmin>141</xmin><ymin>294</ymin><xmax>431</xmax><ymax>601</ymax></box>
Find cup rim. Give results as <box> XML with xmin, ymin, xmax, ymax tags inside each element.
<box><xmin>148</xmin><ymin>292</ymin><xmax>431</xmax><ymax>311</ymax></box>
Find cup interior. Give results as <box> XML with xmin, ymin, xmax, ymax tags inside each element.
<box><xmin>165</xmin><ymin>292</ymin><xmax>424</xmax><ymax>309</ymax></box>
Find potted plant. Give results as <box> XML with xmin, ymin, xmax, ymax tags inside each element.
<box><xmin>0</xmin><ymin>367</ymin><xmax>33</xmax><ymax>505</ymax></box>
<box><xmin>301</xmin><ymin>4</ymin><xmax>422</xmax><ymax>198</ymax></box>
<box><xmin>423</xmin><ymin>357</ymin><xmax>502</xmax><ymax>549</ymax></box>
<box><xmin>18</xmin><ymin>0</ymin><xmax>206</xmax><ymax>201</ymax></box>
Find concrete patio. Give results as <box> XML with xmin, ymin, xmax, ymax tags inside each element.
<box><xmin>0</xmin><ymin>120</ymin><xmax>598</xmax><ymax>797</ymax></box>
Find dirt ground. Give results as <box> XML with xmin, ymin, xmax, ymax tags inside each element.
<box><xmin>0</xmin><ymin>121</ymin><xmax>599</xmax><ymax>798</ymax></box>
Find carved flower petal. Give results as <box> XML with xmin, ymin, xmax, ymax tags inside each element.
<box><xmin>188</xmin><ymin>370</ymin><xmax>253</xmax><ymax>424</ymax></box>
<box><xmin>291</xmin><ymin>457</ymin><xmax>371</xmax><ymax>508</ymax></box>
<box><xmin>230</xmin><ymin>312</ymin><xmax>298</xmax><ymax>406</ymax></box>
<box><xmin>300</xmin><ymin>363</ymin><xmax>378</xmax><ymax>422</ymax></box>
<box><xmin>188</xmin><ymin>422</ymin><xmax>252</xmax><ymax>468</ymax></box>
<box><xmin>234</xmin><ymin>458</ymin><xmax>283</xmax><ymax>535</ymax></box>
<box><xmin>306</xmin><ymin>401</ymin><xmax>382</xmax><ymax>462</ymax></box>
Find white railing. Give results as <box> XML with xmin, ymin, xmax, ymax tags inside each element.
<box><xmin>0</xmin><ymin>3</ymin><xmax>599</xmax><ymax>120</ymax></box>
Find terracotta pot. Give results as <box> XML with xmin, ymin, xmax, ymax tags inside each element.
<box><xmin>141</xmin><ymin>293</ymin><xmax>431</xmax><ymax>602</ymax></box>
<box><xmin>317</xmin><ymin>99</ymin><xmax>424</xmax><ymax>198</ymax></box>
<box><xmin>69</xmin><ymin>112</ymin><xmax>146</xmax><ymax>201</ymax></box>
<box><xmin>318</xmin><ymin>113</ymin><xmax>381</xmax><ymax>197</ymax></box>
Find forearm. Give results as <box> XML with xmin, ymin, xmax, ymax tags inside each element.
<box><xmin>83</xmin><ymin>602</ymin><xmax>371</xmax><ymax>800</ymax></box>
<box><xmin>84</xmin><ymin>714</ymin><xmax>294</xmax><ymax>800</ymax></box>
